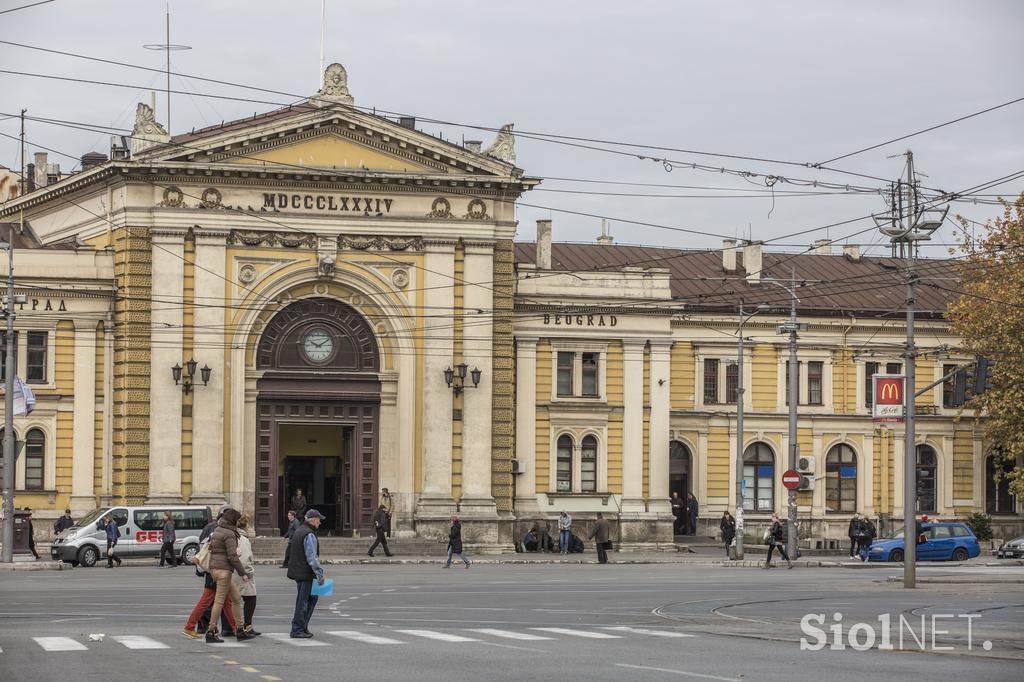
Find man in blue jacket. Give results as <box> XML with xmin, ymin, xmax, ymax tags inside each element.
<box><xmin>287</xmin><ymin>509</ymin><xmax>325</xmax><ymax>638</ymax></box>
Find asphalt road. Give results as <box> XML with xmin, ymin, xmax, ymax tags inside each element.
<box><xmin>0</xmin><ymin>562</ymin><xmax>1021</xmax><ymax>681</ymax></box>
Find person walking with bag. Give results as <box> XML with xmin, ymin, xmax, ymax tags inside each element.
<box><xmin>159</xmin><ymin>511</ymin><xmax>178</xmax><ymax>567</ymax></box>
<box><xmin>233</xmin><ymin>515</ymin><xmax>261</xmax><ymax>637</ymax></box>
<box><xmin>588</xmin><ymin>512</ymin><xmax>611</xmax><ymax>564</ymax></box>
<box><xmin>720</xmin><ymin>511</ymin><xmax>736</xmax><ymax>558</ymax></box>
<box><xmin>204</xmin><ymin>508</ymin><xmax>252</xmax><ymax>643</ymax></box>
<box><xmin>104</xmin><ymin>514</ymin><xmax>122</xmax><ymax>568</ymax></box>
<box><xmin>183</xmin><ymin>510</ymin><xmax>237</xmax><ymax>639</ymax></box>
<box><xmin>288</xmin><ymin>509</ymin><xmax>326</xmax><ymax>638</ymax></box>
<box><xmin>381</xmin><ymin>488</ymin><xmax>394</xmax><ymax>538</ymax></box>
<box><xmin>281</xmin><ymin>510</ymin><xmax>300</xmax><ymax>568</ymax></box>
<box><xmin>367</xmin><ymin>504</ymin><xmax>393</xmax><ymax>557</ymax></box>
<box><xmin>558</xmin><ymin>511</ymin><xmax>572</xmax><ymax>555</ymax></box>
<box><xmin>764</xmin><ymin>513</ymin><xmax>793</xmax><ymax>569</ymax></box>
<box><xmin>444</xmin><ymin>516</ymin><xmax>471</xmax><ymax>568</ymax></box>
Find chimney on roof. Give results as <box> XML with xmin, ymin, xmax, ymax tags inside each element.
<box><xmin>81</xmin><ymin>152</ymin><xmax>107</xmax><ymax>170</ymax></box>
<box><xmin>813</xmin><ymin>239</ymin><xmax>833</xmax><ymax>256</ymax></box>
<box><xmin>596</xmin><ymin>218</ymin><xmax>614</xmax><ymax>245</ymax></box>
<box><xmin>465</xmin><ymin>140</ymin><xmax>482</xmax><ymax>153</ymax></box>
<box><xmin>843</xmin><ymin>243</ymin><xmax>862</xmax><ymax>262</ymax></box>
<box><xmin>722</xmin><ymin>239</ymin><xmax>737</xmax><ymax>272</ymax></box>
<box><xmin>536</xmin><ymin>219</ymin><xmax>552</xmax><ymax>270</ymax></box>
<box><xmin>33</xmin><ymin>152</ymin><xmax>48</xmax><ymax>188</ymax></box>
<box><xmin>743</xmin><ymin>241</ymin><xmax>763</xmax><ymax>284</ymax></box>
<box><xmin>399</xmin><ymin>116</ymin><xmax>416</xmax><ymax>130</ymax></box>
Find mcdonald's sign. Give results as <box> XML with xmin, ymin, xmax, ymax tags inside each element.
<box><xmin>873</xmin><ymin>374</ymin><xmax>905</xmax><ymax>422</ymax></box>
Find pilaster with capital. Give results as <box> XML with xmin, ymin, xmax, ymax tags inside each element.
<box><xmin>647</xmin><ymin>339</ymin><xmax>672</xmax><ymax>512</ymax></box>
<box><xmin>514</xmin><ymin>337</ymin><xmax>539</xmax><ymax>511</ymax></box>
<box><xmin>69</xmin><ymin>318</ymin><xmax>97</xmax><ymax>512</ymax></box>
<box><xmin>621</xmin><ymin>340</ymin><xmax>646</xmax><ymax>512</ymax></box>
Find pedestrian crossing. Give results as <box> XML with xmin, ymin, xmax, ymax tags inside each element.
<box><xmin>10</xmin><ymin>625</ymin><xmax>697</xmax><ymax>653</ymax></box>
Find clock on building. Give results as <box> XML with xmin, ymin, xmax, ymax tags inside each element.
<box><xmin>302</xmin><ymin>327</ymin><xmax>334</xmax><ymax>363</ymax></box>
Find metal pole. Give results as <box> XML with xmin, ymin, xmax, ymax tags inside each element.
<box><xmin>1</xmin><ymin>111</ymin><xmax>23</xmax><ymax>563</ymax></box>
<box><xmin>786</xmin><ymin>272</ymin><xmax>799</xmax><ymax>560</ymax></box>
<box><xmin>735</xmin><ymin>303</ymin><xmax>745</xmax><ymax>559</ymax></box>
<box><xmin>903</xmin><ymin>151</ymin><xmax>917</xmax><ymax>588</ymax></box>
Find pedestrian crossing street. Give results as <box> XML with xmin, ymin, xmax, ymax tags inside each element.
<box><xmin>18</xmin><ymin>626</ymin><xmax>694</xmax><ymax>653</ymax></box>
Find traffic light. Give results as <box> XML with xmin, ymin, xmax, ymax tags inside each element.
<box><xmin>952</xmin><ymin>367</ymin><xmax>968</xmax><ymax>407</ymax></box>
<box><xmin>974</xmin><ymin>357</ymin><xmax>991</xmax><ymax>395</ymax></box>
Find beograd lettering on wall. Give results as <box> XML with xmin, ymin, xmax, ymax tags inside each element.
<box><xmin>542</xmin><ymin>313</ymin><xmax>617</xmax><ymax>327</ymax></box>
<box><xmin>17</xmin><ymin>298</ymin><xmax>67</xmax><ymax>312</ymax></box>
<box><xmin>263</xmin><ymin>192</ymin><xmax>395</xmax><ymax>214</ymax></box>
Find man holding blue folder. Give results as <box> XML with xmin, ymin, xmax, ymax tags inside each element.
<box><xmin>287</xmin><ymin>509</ymin><xmax>326</xmax><ymax>638</ymax></box>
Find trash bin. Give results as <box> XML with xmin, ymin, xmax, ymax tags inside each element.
<box><xmin>12</xmin><ymin>509</ymin><xmax>33</xmax><ymax>556</ymax></box>
<box><xmin>728</xmin><ymin>544</ymin><xmax>737</xmax><ymax>560</ymax></box>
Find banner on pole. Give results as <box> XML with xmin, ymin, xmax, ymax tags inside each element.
<box><xmin>12</xmin><ymin>376</ymin><xmax>36</xmax><ymax>416</ymax></box>
<box><xmin>872</xmin><ymin>374</ymin><xmax>905</xmax><ymax>422</ymax></box>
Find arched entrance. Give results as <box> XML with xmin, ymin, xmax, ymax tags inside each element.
<box><xmin>253</xmin><ymin>297</ymin><xmax>380</xmax><ymax>536</ymax></box>
<box><xmin>669</xmin><ymin>441</ymin><xmax>692</xmax><ymax>534</ymax></box>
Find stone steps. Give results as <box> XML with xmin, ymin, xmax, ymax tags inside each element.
<box><xmin>251</xmin><ymin>536</ymin><xmax>444</xmax><ymax>557</ymax></box>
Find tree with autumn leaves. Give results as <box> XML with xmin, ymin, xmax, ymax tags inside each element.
<box><xmin>947</xmin><ymin>193</ymin><xmax>1024</xmax><ymax>501</ymax></box>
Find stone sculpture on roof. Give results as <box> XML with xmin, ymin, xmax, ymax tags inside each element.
<box><xmin>130</xmin><ymin>102</ymin><xmax>170</xmax><ymax>156</ymax></box>
<box><xmin>483</xmin><ymin>124</ymin><xmax>516</xmax><ymax>164</ymax></box>
<box><xmin>315</xmin><ymin>62</ymin><xmax>355</xmax><ymax>106</ymax></box>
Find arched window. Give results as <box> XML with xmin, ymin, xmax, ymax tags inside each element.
<box><xmin>743</xmin><ymin>442</ymin><xmax>775</xmax><ymax>512</ymax></box>
<box><xmin>556</xmin><ymin>435</ymin><xmax>573</xmax><ymax>493</ymax></box>
<box><xmin>825</xmin><ymin>444</ymin><xmax>857</xmax><ymax>513</ymax></box>
<box><xmin>25</xmin><ymin>428</ymin><xmax>45</xmax><ymax>491</ymax></box>
<box><xmin>916</xmin><ymin>445</ymin><xmax>937</xmax><ymax>513</ymax></box>
<box><xmin>580</xmin><ymin>436</ymin><xmax>598</xmax><ymax>493</ymax></box>
<box><xmin>986</xmin><ymin>455</ymin><xmax>1016</xmax><ymax>514</ymax></box>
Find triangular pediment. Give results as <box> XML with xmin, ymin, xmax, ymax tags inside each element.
<box><xmin>136</xmin><ymin>103</ymin><xmax>520</xmax><ymax>178</ymax></box>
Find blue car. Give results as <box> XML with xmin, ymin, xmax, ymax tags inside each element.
<box><xmin>861</xmin><ymin>522</ymin><xmax>981</xmax><ymax>562</ymax></box>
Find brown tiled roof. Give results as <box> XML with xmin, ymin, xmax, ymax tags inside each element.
<box><xmin>514</xmin><ymin>242</ymin><xmax>958</xmax><ymax>317</ymax></box>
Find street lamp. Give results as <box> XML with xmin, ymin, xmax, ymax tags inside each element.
<box><xmin>735</xmin><ymin>302</ymin><xmax>769</xmax><ymax>560</ymax></box>
<box><xmin>171</xmin><ymin>357</ymin><xmax>212</xmax><ymax>395</ymax></box>
<box><xmin>763</xmin><ymin>274</ymin><xmax>806</xmax><ymax>562</ymax></box>
<box><xmin>443</xmin><ymin>362</ymin><xmax>482</xmax><ymax>396</ymax></box>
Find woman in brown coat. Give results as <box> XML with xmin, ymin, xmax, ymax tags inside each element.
<box><xmin>205</xmin><ymin>508</ymin><xmax>253</xmax><ymax>643</ymax></box>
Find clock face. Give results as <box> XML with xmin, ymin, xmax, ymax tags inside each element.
<box><xmin>302</xmin><ymin>328</ymin><xmax>334</xmax><ymax>363</ymax></box>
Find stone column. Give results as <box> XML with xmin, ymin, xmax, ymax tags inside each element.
<box><xmin>647</xmin><ymin>339</ymin><xmax>672</xmax><ymax>514</ymax></box>
<box><xmin>416</xmin><ymin>241</ymin><xmax>456</xmax><ymax>518</ymax></box>
<box><xmin>190</xmin><ymin>232</ymin><xmax>227</xmax><ymax>505</ymax></box>
<box><xmin>514</xmin><ymin>337</ymin><xmax>539</xmax><ymax>513</ymax></box>
<box><xmin>621</xmin><ymin>340</ymin><xmax>646</xmax><ymax>512</ymax></box>
<box><xmin>69</xmin><ymin>319</ymin><xmax>97</xmax><ymax>513</ymax></box>
<box><xmin>459</xmin><ymin>243</ymin><xmax>497</xmax><ymax>517</ymax></box>
<box><xmin>145</xmin><ymin>232</ymin><xmax>184</xmax><ymax>504</ymax></box>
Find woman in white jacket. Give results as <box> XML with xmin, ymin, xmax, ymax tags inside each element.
<box><xmin>233</xmin><ymin>515</ymin><xmax>261</xmax><ymax>636</ymax></box>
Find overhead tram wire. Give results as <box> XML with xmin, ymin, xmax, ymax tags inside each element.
<box><xmin>0</xmin><ymin>0</ymin><xmax>56</xmax><ymax>15</ymax></box>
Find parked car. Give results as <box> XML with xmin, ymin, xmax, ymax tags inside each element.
<box><xmin>50</xmin><ymin>505</ymin><xmax>211</xmax><ymax>567</ymax></box>
<box><xmin>996</xmin><ymin>535</ymin><xmax>1024</xmax><ymax>559</ymax></box>
<box><xmin>861</xmin><ymin>522</ymin><xmax>981</xmax><ymax>562</ymax></box>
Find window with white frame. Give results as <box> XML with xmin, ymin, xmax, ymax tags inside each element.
<box><xmin>702</xmin><ymin>357</ymin><xmax>739</xmax><ymax>405</ymax></box>
<box><xmin>24</xmin><ymin>428</ymin><xmax>45</xmax><ymax>491</ymax></box>
<box><xmin>556</xmin><ymin>434</ymin><xmax>573</xmax><ymax>492</ymax></box>
<box><xmin>552</xmin><ymin>431</ymin><xmax>603</xmax><ymax>494</ymax></box>
<box><xmin>553</xmin><ymin>348</ymin><xmax>604</xmax><ymax>399</ymax></box>
<box><xmin>743</xmin><ymin>442</ymin><xmax>775</xmax><ymax>512</ymax></box>
<box><xmin>580</xmin><ymin>436</ymin><xmax>597</xmax><ymax>493</ymax></box>
<box><xmin>784</xmin><ymin>360</ymin><xmax>826</xmax><ymax>406</ymax></box>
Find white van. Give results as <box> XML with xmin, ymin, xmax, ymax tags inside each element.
<box><xmin>50</xmin><ymin>505</ymin><xmax>211</xmax><ymax>567</ymax></box>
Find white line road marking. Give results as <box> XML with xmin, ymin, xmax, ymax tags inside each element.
<box><xmin>616</xmin><ymin>663</ymin><xmax>742</xmax><ymax>681</ymax></box>
<box><xmin>325</xmin><ymin>631</ymin><xmax>405</xmax><ymax>645</ymax></box>
<box><xmin>33</xmin><ymin>637</ymin><xmax>88</xmax><ymax>652</ymax></box>
<box><xmin>263</xmin><ymin>633</ymin><xmax>329</xmax><ymax>647</ymax></box>
<box><xmin>602</xmin><ymin>626</ymin><xmax>696</xmax><ymax>638</ymax></box>
<box><xmin>395</xmin><ymin>630</ymin><xmax>479</xmax><ymax>643</ymax></box>
<box><xmin>468</xmin><ymin>628</ymin><xmax>554</xmax><ymax>641</ymax></box>
<box><xmin>112</xmin><ymin>635</ymin><xmax>169</xmax><ymax>649</ymax></box>
<box><xmin>531</xmin><ymin>628</ymin><xmax>621</xmax><ymax>639</ymax></box>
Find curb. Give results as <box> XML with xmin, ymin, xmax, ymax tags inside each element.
<box><xmin>885</xmin><ymin>576</ymin><xmax>1024</xmax><ymax>584</ymax></box>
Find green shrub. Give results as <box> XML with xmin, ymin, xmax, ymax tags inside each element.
<box><xmin>964</xmin><ymin>512</ymin><xmax>993</xmax><ymax>541</ymax></box>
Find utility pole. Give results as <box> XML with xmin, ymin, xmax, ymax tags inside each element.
<box><xmin>872</xmin><ymin>150</ymin><xmax>946</xmax><ymax>589</ymax></box>
<box><xmin>735</xmin><ymin>303</ymin><xmax>746</xmax><ymax>560</ymax></box>
<box><xmin>1</xmin><ymin>110</ymin><xmax>24</xmax><ymax>564</ymax></box>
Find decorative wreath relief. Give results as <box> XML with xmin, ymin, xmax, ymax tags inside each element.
<box><xmin>464</xmin><ymin>198</ymin><xmax>489</xmax><ymax>220</ymax></box>
<box><xmin>201</xmin><ymin>187</ymin><xmax>223</xmax><ymax>209</ymax></box>
<box><xmin>238</xmin><ymin>263</ymin><xmax>257</xmax><ymax>284</ymax></box>
<box><xmin>161</xmin><ymin>186</ymin><xmax>184</xmax><ymax>207</ymax></box>
<box><xmin>391</xmin><ymin>268</ymin><xmax>410</xmax><ymax>289</ymax></box>
<box><xmin>427</xmin><ymin>197</ymin><xmax>452</xmax><ymax>219</ymax></box>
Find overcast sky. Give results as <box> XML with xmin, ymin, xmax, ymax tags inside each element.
<box><xmin>2</xmin><ymin>0</ymin><xmax>1022</xmax><ymax>256</ymax></box>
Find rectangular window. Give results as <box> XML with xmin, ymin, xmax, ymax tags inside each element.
<box><xmin>0</xmin><ymin>331</ymin><xmax>17</xmax><ymax>382</ymax></box>
<box><xmin>26</xmin><ymin>331</ymin><xmax>47</xmax><ymax>383</ymax></box>
<box><xmin>134</xmin><ymin>509</ymin><xmax>165</xmax><ymax>531</ymax></box>
<box><xmin>942</xmin><ymin>363</ymin><xmax>957</xmax><ymax>408</ymax></box>
<box><xmin>556</xmin><ymin>352</ymin><xmax>574</xmax><ymax>397</ymax></box>
<box><xmin>807</xmin><ymin>361</ymin><xmax>823</xmax><ymax>405</ymax></box>
<box><xmin>865</xmin><ymin>362</ymin><xmax>879</xmax><ymax>407</ymax></box>
<box><xmin>581</xmin><ymin>353</ymin><xmax>599</xmax><ymax>397</ymax></box>
<box><xmin>725</xmin><ymin>362</ymin><xmax>739</xmax><ymax>404</ymax></box>
<box><xmin>785</xmin><ymin>361</ymin><xmax>800</xmax><ymax>406</ymax></box>
<box><xmin>886</xmin><ymin>362</ymin><xmax>902</xmax><ymax>375</ymax></box>
<box><xmin>703</xmin><ymin>359</ymin><xmax>720</xmax><ymax>404</ymax></box>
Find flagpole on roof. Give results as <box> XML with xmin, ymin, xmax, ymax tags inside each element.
<box><xmin>319</xmin><ymin>0</ymin><xmax>326</xmax><ymax>85</ymax></box>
